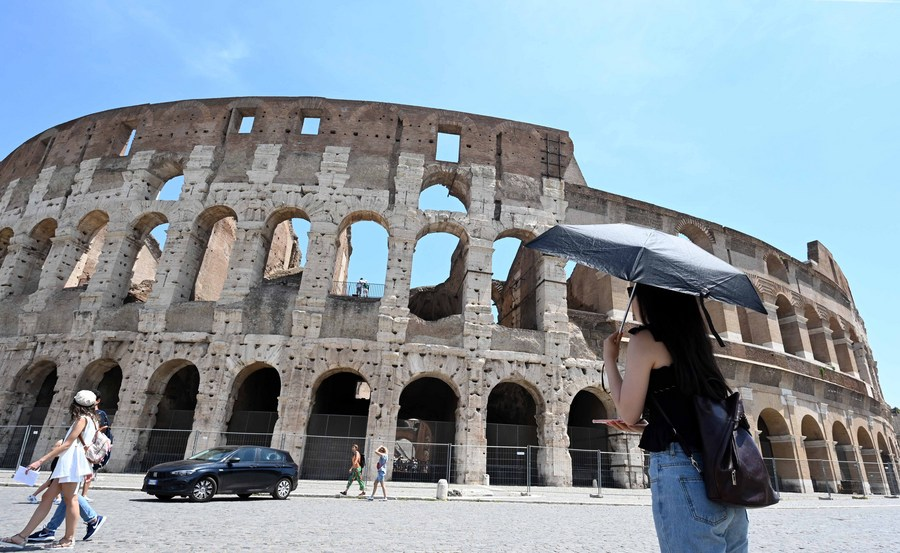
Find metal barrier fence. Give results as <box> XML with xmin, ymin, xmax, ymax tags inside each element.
<box><xmin>2</xmin><ymin>424</ymin><xmax>898</xmax><ymax>497</ymax></box>
<box><xmin>330</xmin><ymin>281</ymin><xmax>384</xmax><ymax>298</ymax></box>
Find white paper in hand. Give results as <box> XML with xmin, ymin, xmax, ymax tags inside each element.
<box><xmin>14</xmin><ymin>466</ymin><xmax>40</xmax><ymax>486</ymax></box>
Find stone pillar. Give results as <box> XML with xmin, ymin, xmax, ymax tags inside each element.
<box><xmin>759</xmin><ymin>301</ymin><xmax>784</xmax><ymax>352</ymax></box>
<box><xmin>462</xmin><ymin>239</ymin><xmax>493</xmax><ymax>354</ymax></box>
<box><xmin>217</xmin><ymin>220</ymin><xmax>268</xmax><ymax>305</ymax></box>
<box><xmin>291</xmin><ymin>220</ymin><xmax>337</xmax><ymax>337</ymax></box>
<box><xmin>536</xmin><ymin>408</ymin><xmax>572</xmax><ymax>486</ymax></box>
<box><xmin>606</xmin><ymin>431</ymin><xmax>645</xmax><ymax>489</ymax></box>
<box><xmin>537</xmin><ymin>256</ymin><xmax>570</xmax><ymax>359</ymax></box>
<box><xmin>852</xmin><ymin>343</ymin><xmax>871</xmax><ymax>385</ymax></box>
<box><xmin>122</xmin><ymin>150</ymin><xmax>163</xmax><ymax>200</ymax></box>
<box><xmin>706</xmin><ymin>302</ymin><xmax>743</xmax><ymax>343</ymax></box>
<box><xmin>182</xmin><ymin>145</ymin><xmax>217</xmax><ymax>200</ymax></box>
<box><xmin>376</xmin><ymin>231</ymin><xmax>414</xmax><ymax>344</ymax></box>
<box><xmin>456</xmin><ymin>364</ymin><xmax>488</xmax><ymax>484</ymax></box>
<box><xmin>78</xmin><ymin>223</ymin><xmax>144</xmax><ymax>311</ymax></box>
<box><xmin>22</xmin><ymin>228</ymin><xmax>85</xmax><ymax>315</ymax></box>
<box><xmin>781</xmin><ymin>313</ymin><xmax>815</xmax><ymax>359</ymax></box>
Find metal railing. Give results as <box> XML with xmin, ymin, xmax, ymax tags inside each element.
<box><xmin>3</xmin><ymin>424</ymin><xmax>898</xmax><ymax>498</ymax></box>
<box><xmin>330</xmin><ymin>281</ymin><xmax>384</xmax><ymax>298</ymax></box>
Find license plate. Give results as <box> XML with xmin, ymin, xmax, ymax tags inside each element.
<box><xmin>147</xmin><ymin>479</ymin><xmax>158</xmax><ymax>485</ymax></box>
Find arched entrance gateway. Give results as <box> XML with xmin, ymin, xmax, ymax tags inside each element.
<box><xmin>134</xmin><ymin>361</ymin><xmax>200</xmax><ymax>471</ymax></box>
<box><xmin>567</xmin><ymin>389</ymin><xmax>611</xmax><ymax>487</ymax></box>
<box><xmin>757</xmin><ymin>409</ymin><xmax>800</xmax><ymax>492</ymax></box>
<box><xmin>301</xmin><ymin>371</ymin><xmax>370</xmax><ymax>480</ymax></box>
<box><xmin>394</xmin><ymin>376</ymin><xmax>458</xmax><ymax>482</ymax></box>
<box><xmin>833</xmin><ymin>422</ymin><xmax>862</xmax><ymax>494</ymax></box>
<box><xmin>225</xmin><ymin>364</ymin><xmax>281</xmax><ymax>446</ymax></box>
<box><xmin>486</xmin><ymin>382</ymin><xmax>539</xmax><ymax>486</ymax></box>
<box><xmin>801</xmin><ymin>415</ymin><xmax>836</xmax><ymax>493</ymax></box>
<box><xmin>0</xmin><ymin>362</ymin><xmax>58</xmax><ymax>467</ymax></box>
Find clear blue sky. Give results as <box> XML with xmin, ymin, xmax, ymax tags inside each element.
<box><xmin>1</xmin><ymin>1</ymin><xmax>898</xmax><ymax>407</ymax></box>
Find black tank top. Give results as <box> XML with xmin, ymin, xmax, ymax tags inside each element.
<box><xmin>631</xmin><ymin>327</ymin><xmax>703</xmax><ymax>453</ymax></box>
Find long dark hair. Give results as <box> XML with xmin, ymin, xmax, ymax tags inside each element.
<box><xmin>633</xmin><ymin>283</ymin><xmax>730</xmax><ymax>399</ymax></box>
<box><xmin>69</xmin><ymin>401</ymin><xmax>97</xmax><ymax>423</ymax></box>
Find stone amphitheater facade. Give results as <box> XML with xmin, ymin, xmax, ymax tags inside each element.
<box><xmin>0</xmin><ymin>97</ymin><xmax>896</xmax><ymax>493</ymax></box>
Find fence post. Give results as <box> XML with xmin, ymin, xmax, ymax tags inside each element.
<box><xmin>525</xmin><ymin>446</ymin><xmax>532</xmax><ymax>496</ymax></box>
<box><xmin>591</xmin><ymin>449</ymin><xmax>603</xmax><ymax>498</ymax></box>
<box><xmin>15</xmin><ymin>425</ymin><xmax>32</xmax><ymax>468</ymax></box>
<box><xmin>446</xmin><ymin>444</ymin><xmax>452</xmax><ymax>483</ymax></box>
<box><xmin>820</xmin><ymin>458</ymin><xmax>833</xmax><ymax>500</ymax></box>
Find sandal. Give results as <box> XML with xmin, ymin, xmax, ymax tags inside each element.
<box><xmin>44</xmin><ymin>538</ymin><xmax>75</xmax><ymax>549</ymax></box>
<box><xmin>0</xmin><ymin>534</ymin><xmax>27</xmax><ymax>549</ymax></box>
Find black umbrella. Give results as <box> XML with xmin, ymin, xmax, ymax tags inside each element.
<box><xmin>526</xmin><ymin>223</ymin><xmax>766</xmax><ymax>344</ymax></box>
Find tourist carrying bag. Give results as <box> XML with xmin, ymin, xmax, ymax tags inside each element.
<box><xmin>79</xmin><ymin>419</ymin><xmax>112</xmax><ymax>465</ymax></box>
<box><xmin>653</xmin><ymin>391</ymin><xmax>780</xmax><ymax>508</ymax></box>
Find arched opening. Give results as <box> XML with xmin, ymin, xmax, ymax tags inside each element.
<box><xmin>567</xmin><ymin>390</ymin><xmax>611</xmax><ymax>487</ymax></box>
<box><xmin>492</xmin><ymin>233</ymin><xmax>540</xmax><ymax>330</ymax></box>
<box><xmin>776</xmin><ymin>295</ymin><xmax>804</xmax><ymax>356</ymax></box>
<box><xmin>409</xmin><ymin>226</ymin><xmax>466</xmax><ymax>321</ymax></box>
<box><xmin>830</xmin><ymin>317</ymin><xmax>856</xmax><ymax>374</ymax></box>
<box><xmin>301</xmin><ymin>371</ymin><xmax>370</xmax><ymax>480</ymax></box>
<box><xmin>419</xmin><ymin>183</ymin><xmax>467</xmax><ymax>213</ymax></box>
<box><xmin>877</xmin><ymin>433</ymin><xmax>900</xmax><ymax>495</ymax></box>
<box><xmin>736</xmin><ymin>306</ymin><xmax>768</xmax><ymax>346</ymax></box>
<box><xmin>801</xmin><ymin>415</ymin><xmax>835</xmax><ymax>493</ymax></box>
<box><xmin>225</xmin><ymin>365</ymin><xmax>281</xmax><ymax>446</ymax></box>
<box><xmin>21</xmin><ymin>219</ymin><xmax>57</xmax><ymax>296</ymax></box>
<box><xmin>138</xmin><ymin>363</ymin><xmax>199</xmax><ymax>471</ymax></box>
<box><xmin>0</xmin><ymin>227</ymin><xmax>13</xmax><ymax>268</ymax></box>
<box><xmin>394</xmin><ymin>376</ymin><xmax>458</xmax><ymax>482</ymax></box>
<box><xmin>766</xmin><ymin>254</ymin><xmax>789</xmax><ymax>282</ymax></box>
<box><xmin>192</xmin><ymin>207</ymin><xmax>238</xmax><ymax>302</ymax></box>
<box><xmin>123</xmin><ymin>212</ymin><xmax>166</xmax><ymax>304</ymax></box>
<box><xmin>486</xmin><ymin>382</ymin><xmax>539</xmax><ymax>485</ymax></box>
<box><xmin>0</xmin><ymin>363</ymin><xmax>58</xmax><ymax>468</ymax></box>
<box><xmin>77</xmin><ymin>359</ymin><xmax>123</xmax><ymax>422</ymax></box>
<box><xmin>157</xmin><ymin>175</ymin><xmax>184</xmax><ymax>201</ymax></box>
<box><xmin>64</xmin><ymin>211</ymin><xmax>109</xmax><ymax>289</ymax></box>
<box><xmin>757</xmin><ymin>408</ymin><xmax>800</xmax><ymax>492</ymax></box>
<box><xmin>566</xmin><ymin>264</ymin><xmax>622</xmax><ymax>317</ymax></box>
<box><xmin>832</xmin><ymin>422</ymin><xmax>860</xmax><ymax>494</ymax></box>
<box><xmin>676</xmin><ymin>224</ymin><xmax>714</xmax><ymax>254</ymax></box>
<box><xmin>331</xmin><ymin>215</ymin><xmax>389</xmax><ymax>299</ymax></box>
<box><xmin>857</xmin><ymin>428</ymin><xmax>887</xmax><ymax>494</ymax></box>
<box><xmin>803</xmin><ymin>305</ymin><xmax>831</xmax><ymax>365</ymax></box>
<box><xmin>263</xmin><ymin>212</ymin><xmax>310</xmax><ymax>282</ymax></box>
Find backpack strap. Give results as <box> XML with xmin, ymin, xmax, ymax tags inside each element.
<box><xmin>648</xmin><ymin>394</ymin><xmax>702</xmax><ymax>474</ymax></box>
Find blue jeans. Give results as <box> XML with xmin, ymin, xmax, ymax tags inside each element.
<box><xmin>649</xmin><ymin>443</ymin><xmax>749</xmax><ymax>553</ymax></box>
<box><xmin>46</xmin><ymin>495</ymin><xmax>97</xmax><ymax>532</ymax></box>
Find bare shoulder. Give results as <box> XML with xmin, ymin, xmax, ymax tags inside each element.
<box><xmin>629</xmin><ymin>328</ymin><xmax>672</xmax><ymax>368</ymax></box>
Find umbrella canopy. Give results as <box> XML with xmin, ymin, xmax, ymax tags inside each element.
<box><xmin>526</xmin><ymin>223</ymin><xmax>766</xmax><ymax>314</ymax></box>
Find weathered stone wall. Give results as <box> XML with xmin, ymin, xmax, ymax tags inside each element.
<box><xmin>0</xmin><ymin>97</ymin><xmax>895</xmax><ymax>491</ymax></box>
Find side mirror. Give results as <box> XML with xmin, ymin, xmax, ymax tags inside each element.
<box><xmin>227</xmin><ymin>457</ymin><xmax>241</xmax><ymax>464</ymax></box>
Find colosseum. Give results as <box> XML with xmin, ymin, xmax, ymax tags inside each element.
<box><xmin>0</xmin><ymin>97</ymin><xmax>896</xmax><ymax>495</ymax></box>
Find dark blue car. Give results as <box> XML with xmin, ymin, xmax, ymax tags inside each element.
<box><xmin>142</xmin><ymin>446</ymin><xmax>299</xmax><ymax>502</ymax></box>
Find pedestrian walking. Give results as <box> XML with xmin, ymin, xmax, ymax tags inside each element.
<box><xmin>26</xmin><ymin>497</ymin><xmax>106</xmax><ymax>543</ymax></box>
<box><xmin>80</xmin><ymin>390</ymin><xmax>113</xmax><ymax>501</ymax></box>
<box><xmin>339</xmin><ymin>444</ymin><xmax>366</xmax><ymax>497</ymax></box>
<box><xmin>367</xmin><ymin>445</ymin><xmax>389</xmax><ymax>501</ymax></box>
<box><xmin>603</xmin><ymin>284</ymin><xmax>749</xmax><ymax>552</ymax></box>
<box><xmin>26</xmin><ymin>441</ymin><xmax>63</xmax><ymax>505</ymax></box>
<box><xmin>1</xmin><ymin>390</ymin><xmax>100</xmax><ymax>549</ymax></box>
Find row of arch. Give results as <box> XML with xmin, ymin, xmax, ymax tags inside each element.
<box><xmin>4</xmin><ymin>356</ymin><xmax>897</xmax><ymax>492</ymax></box>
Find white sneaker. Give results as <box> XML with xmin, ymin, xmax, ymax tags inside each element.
<box><xmin>82</xmin><ymin>496</ymin><xmax>92</xmax><ymax>502</ymax></box>
<box><xmin>26</xmin><ymin>494</ymin><xmax>38</xmax><ymax>504</ymax></box>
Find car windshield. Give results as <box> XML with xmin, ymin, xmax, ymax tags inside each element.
<box><xmin>188</xmin><ymin>448</ymin><xmax>236</xmax><ymax>462</ymax></box>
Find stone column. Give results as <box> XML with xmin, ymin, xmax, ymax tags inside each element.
<box><xmin>456</xmin><ymin>364</ymin><xmax>488</xmax><ymax>484</ymax></box>
<box><xmin>376</xmin><ymin>231</ymin><xmax>414</xmax><ymax>344</ymax></box>
<box><xmin>122</xmin><ymin>150</ymin><xmax>163</xmax><ymax>201</ymax></box>
<box><xmin>706</xmin><ymin>302</ymin><xmax>743</xmax><ymax>342</ymax></box>
<box><xmin>291</xmin><ymin>220</ymin><xmax>337</xmax><ymax>337</ymax></box>
<box><xmin>606</xmin><ymin>431</ymin><xmax>646</xmax><ymax>489</ymax></box>
<box><xmin>758</xmin><ymin>301</ymin><xmax>784</xmax><ymax>352</ymax></box>
<box><xmin>536</xmin><ymin>255</ymin><xmax>570</xmax><ymax>359</ymax></box>
<box><xmin>22</xmin><ymin>227</ymin><xmax>86</xmax><ymax>316</ymax></box>
<box><xmin>536</xmin><ymin>408</ymin><xmax>572</xmax><ymax>486</ymax></box>
<box><xmin>78</xmin><ymin>223</ymin><xmax>143</xmax><ymax>311</ymax></box>
<box><xmin>462</xmin><ymin>239</ymin><xmax>493</xmax><ymax>353</ymax></box>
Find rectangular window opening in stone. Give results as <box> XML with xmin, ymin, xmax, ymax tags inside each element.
<box><xmin>238</xmin><ymin>115</ymin><xmax>255</xmax><ymax>134</ymax></box>
<box><xmin>436</xmin><ymin>131</ymin><xmax>460</xmax><ymax>163</ymax></box>
<box><xmin>120</xmin><ymin>127</ymin><xmax>137</xmax><ymax>156</ymax></box>
<box><xmin>300</xmin><ymin>117</ymin><xmax>320</xmax><ymax>135</ymax></box>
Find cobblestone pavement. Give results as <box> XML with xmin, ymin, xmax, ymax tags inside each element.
<box><xmin>0</xmin><ymin>483</ymin><xmax>897</xmax><ymax>552</ymax></box>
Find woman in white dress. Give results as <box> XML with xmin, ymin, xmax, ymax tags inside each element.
<box><xmin>2</xmin><ymin>390</ymin><xmax>99</xmax><ymax>549</ymax></box>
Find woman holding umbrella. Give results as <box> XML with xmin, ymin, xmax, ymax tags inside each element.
<box><xmin>603</xmin><ymin>283</ymin><xmax>749</xmax><ymax>553</ymax></box>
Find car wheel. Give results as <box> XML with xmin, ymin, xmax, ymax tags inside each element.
<box><xmin>155</xmin><ymin>494</ymin><xmax>175</xmax><ymax>501</ymax></box>
<box><xmin>189</xmin><ymin>477</ymin><xmax>217</xmax><ymax>502</ymax></box>
<box><xmin>237</xmin><ymin>494</ymin><xmax>252</xmax><ymax>500</ymax></box>
<box><xmin>271</xmin><ymin>477</ymin><xmax>292</xmax><ymax>500</ymax></box>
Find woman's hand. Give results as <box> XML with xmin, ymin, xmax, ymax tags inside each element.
<box><xmin>26</xmin><ymin>459</ymin><xmax>42</xmax><ymax>472</ymax></box>
<box><xmin>604</xmin><ymin>331</ymin><xmax>623</xmax><ymax>361</ymax></box>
